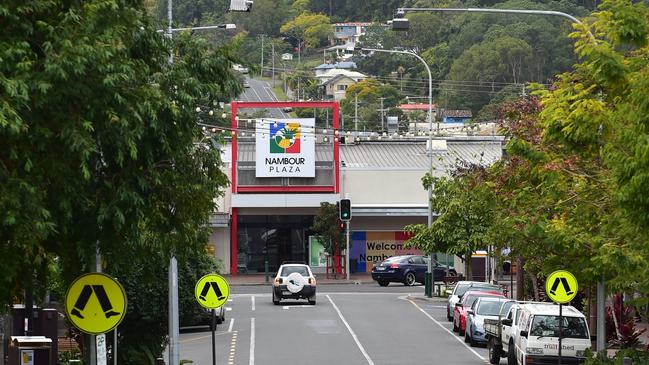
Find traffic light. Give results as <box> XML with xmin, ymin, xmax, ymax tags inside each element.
<box><xmin>339</xmin><ymin>199</ymin><xmax>351</xmax><ymax>221</ymax></box>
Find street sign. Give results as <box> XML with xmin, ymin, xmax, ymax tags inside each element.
<box><xmin>65</xmin><ymin>273</ymin><xmax>127</xmax><ymax>335</ymax></box>
<box><xmin>195</xmin><ymin>273</ymin><xmax>230</xmax><ymax>309</ymax></box>
<box><xmin>545</xmin><ymin>270</ymin><xmax>578</xmax><ymax>304</ymax></box>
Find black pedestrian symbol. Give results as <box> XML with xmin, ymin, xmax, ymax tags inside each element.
<box><xmin>199</xmin><ymin>281</ymin><xmax>226</xmax><ymax>302</ymax></box>
<box><xmin>71</xmin><ymin>285</ymin><xmax>120</xmax><ymax>319</ymax></box>
<box><xmin>549</xmin><ymin>277</ymin><xmax>574</xmax><ymax>296</ymax></box>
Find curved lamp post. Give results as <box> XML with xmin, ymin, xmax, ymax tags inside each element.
<box><xmin>356</xmin><ymin>46</ymin><xmax>436</xmax><ymax>297</ymax></box>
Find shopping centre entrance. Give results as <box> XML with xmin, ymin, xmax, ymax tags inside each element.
<box><xmin>236</xmin><ymin>215</ymin><xmax>315</xmax><ymax>273</ymax></box>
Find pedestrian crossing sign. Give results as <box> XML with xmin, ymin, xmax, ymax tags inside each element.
<box><xmin>195</xmin><ymin>273</ymin><xmax>230</xmax><ymax>309</ymax></box>
<box><xmin>65</xmin><ymin>273</ymin><xmax>127</xmax><ymax>334</ymax></box>
<box><xmin>545</xmin><ymin>270</ymin><xmax>578</xmax><ymax>304</ymax></box>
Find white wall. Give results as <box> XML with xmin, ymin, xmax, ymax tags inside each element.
<box><xmin>340</xmin><ymin>169</ymin><xmax>429</xmax><ymax>205</ymax></box>
<box><xmin>209</xmin><ymin>228</ymin><xmax>231</xmax><ymax>274</ymax></box>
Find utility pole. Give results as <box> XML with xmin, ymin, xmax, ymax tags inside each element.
<box><xmin>271</xmin><ymin>42</ymin><xmax>276</xmax><ymax>87</ymax></box>
<box><xmin>354</xmin><ymin>94</ymin><xmax>358</xmax><ymax>131</ymax></box>
<box><xmin>260</xmin><ymin>34</ymin><xmax>264</xmax><ymax>78</ymax></box>
<box><xmin>377</xmin><ymin>97</ymin><xmax>387</xmax><ymax>132</ymax></box>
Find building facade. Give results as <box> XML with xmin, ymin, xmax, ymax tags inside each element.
<box><xmin>208</xmin><ymin>101</ymin><xmax>504</xmax><ymax>276</ymax></box>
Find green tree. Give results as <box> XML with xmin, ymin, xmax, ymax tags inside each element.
<box><xmin>341</xmin><ymin>78</ymin><xmax>400</xmax><ymax>131</ymax></box>
<box><xmin>0</xmin><ymin>0</ymin><xmax>239</xmax><ymax>358</ymax></box>
<box><xmin>280</xmin><ymin>12</ymin><xmax>332</xmax><ymax>55</ymax></box>
<box><xmin>405</xmin><ymin>165</ymin><xmax>495</xmax><ymax>280</ymax></box>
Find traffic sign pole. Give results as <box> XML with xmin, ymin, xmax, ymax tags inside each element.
<box><xmin>559</xmin><ymin>303</ymin><xmax>563</xmax><ymax>365</ymax></box>
<box><xmin>211</xmin><ymin>309</ymin><xmax>217</xmax><ymax>365</ymax></box>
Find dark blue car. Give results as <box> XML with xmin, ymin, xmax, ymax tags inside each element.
<box><xmin>371</xmin><ymin>255</ymin><xmax>457</xmax><ymax>286</ymax></box>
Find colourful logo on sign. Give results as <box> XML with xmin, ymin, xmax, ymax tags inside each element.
<box><xmin>270</xmin><ymin>122</ymin><xmax>300</xmax><ymax>154</ymax></box>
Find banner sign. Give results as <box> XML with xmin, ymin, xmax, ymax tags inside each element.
<box><xmin>255</xmin><ymin>118</ymin><xmax>315</xmax><ymax>177</ymax></box>
<box><xmin>309</xmin><ymin>236</ymin><xmax>328</xmax><ymax>267</ymax></box>
<box><xmin>349</xmin><ymin>231</ymin><xmax>422</xmax><ymax>273</ymax></box>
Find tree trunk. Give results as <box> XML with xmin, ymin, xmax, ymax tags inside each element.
<box><xmin>529</xmin><ymin>271</ymin><xmax>540</xmax><ymax>301</ymax></box>
<box><xmin>464</xmin><ymin>253</ymin><xmax>473</xmax><ymax>280</ymax></box>
<box><xmin>516</xmin><ymin>256</ymin><xmax>524</xmax><ymax>300</ymax></box>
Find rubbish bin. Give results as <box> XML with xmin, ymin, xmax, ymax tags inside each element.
<box><xmin>8</xmin><ymin>336</ymin><xmax>52</xmax><ymax>365</ymax></box>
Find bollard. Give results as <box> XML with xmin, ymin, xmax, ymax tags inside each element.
<box><xmin>623</xmin><ymin>357</ymin><xmax>632</xmax><ymax>365</ymax></box>
<box><xmin>155</xmin><ymin>358</ymin><xmax>166</xmax><ymax>365</ymax></box>
<box><xmin>265</xmin><ymin>260</ymin><xmax>269</xmax><ymax>283</ymax></box>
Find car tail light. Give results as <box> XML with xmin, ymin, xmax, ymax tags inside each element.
<box><xmin>274</xmin><ymin>278</ymin><xmax>283</xmax><ymax>286</ymax></box>
<box><xmin>389</xmin><ymin>263</ymin><xmax>399</xmax><ymax>269</ymax></box>
<box><xmin>308</xmin><ymin>277</ymin><xmax>316</xmax><ymax>285</ymax></box>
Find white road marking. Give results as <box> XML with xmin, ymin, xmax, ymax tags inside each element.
<box><xmin>228</xmin><ymin>330</ymin><xmax>238</xmax><ymax>365</ymax></box>
<box><xmin>282</xmin><ymin>305</ymin><xmax>316</xmax><ymax>309</ymax></box>
<box><xmin>251</xmin><ymin>295</ymin><xmax>255</xmax><ymax>311</ymax></box>
<box><xmin>228</xmin><ymin>318</ymin><xmax>235</xmax><ymax>332</ymax></box>
<box><xmin>327</xmin><ymin>295</ymin><xmax>375</xmax><ymax>365</ymax></box>
<box><xmin>226</xmin><ymin>307</ymin><xmax>232</xmax><ymax>311</ymax></box>
<box><xmin>249</xmin><ymin>318</ymin><xmax>255</xmax><ymax>365</ymax></box>
<box><xmin>406</xmin><ymin>298</ymin><xmax>485</xmax><ymax>361</ymax></box>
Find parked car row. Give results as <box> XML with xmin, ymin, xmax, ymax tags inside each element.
<box><xmin>447</xmin><ymin>281</ymin><xmax>591</xmax><ymax>365</ymax></box>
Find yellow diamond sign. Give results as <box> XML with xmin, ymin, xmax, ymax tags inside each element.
<box><xmin>195</xmin><ymin>273</ymin><xmax>230</xmax><ymax>309</ymax></box>
<box><xmin>65</xmin><ymin>273</ymin><xmax>127</xmax><ymax>335</ymax></box>
<box><xmin>545</xmin><ymin>270</ymin><xmax>578</xmax><ymax>304</ymax></box>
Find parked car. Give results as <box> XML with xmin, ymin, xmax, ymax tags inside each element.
<box><xmin>453</xmin><ymin>290</ymin><xmax>505</xmax><ymax>335</ymax></box>
<box><xmin>447</xmin><ymin>281</ymin><xmax>505</xmax><ymax>321</ymax></box>
<box><xmin>371</xmin><ymin>255</ymin><xmax>456</xmax><ymax>287</ymax></box>
<box><xmin>272</xmin><ymin>263</ymin><xmax>316</xmax><ymax>305</ymax></box>
<box><xmin>465</xmin><ymin>297</ymin><xmax>514</xmax><ymax>346</ymax></box>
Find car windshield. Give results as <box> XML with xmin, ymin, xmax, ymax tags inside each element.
<box><xmin>530</xmin><ymin>315</ymin><xmax>589</xmax><ymax>339</ymax></box>
<box><xmin>477</xmin><ymin>301</ymin><xmax>503</xmax><ymax>316</ymax></box>
<box><xmin>280</xmin><ymin>266</ymin><xmax>309</xmax><ymax>277</ymax></box>
<box><xmin>456</xmin><ymin>283</ymin><xmax>501</xmax><ymax>296</ymax></box>
<box><xmin>500</xmin><ymin>301</ymin><xmax>515</xmax><ymax>316</ymax></box>
<box><xmin>455</xmin><ymin>283</ymin><xmax>472</xmax><ymax>296</ymax></box>
<box><xmin>463</xmin><ymin>295</ymin><xmax>480</xmax><ymax>307</ymax></box>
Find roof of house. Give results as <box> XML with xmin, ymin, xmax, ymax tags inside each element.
<box><xmin>339</xmin><ymin>139</ymin><xmax>503</xmax><ymax>169</ymax></box>
<box><xmin>398</xmin><ymin>103</ymin><xmax>437</xmax><ymax>111</ymax></box>
<box><xmin>315</xmin><ymin>69</ymin><xmax>367</xmax><ymax>83</ymax></box>
<box><xmin>442</xmin><ymin>109</ymin><xmax>473</xmax><ymax>118</ymax></box>
<box><xmin>322</xmin><ymin>74</ymin><xmax>356</xmax><ymax>86</ymax></box>
<box><xmin>230</xmin><ymin>137</ymin><xmax>504</xmax><ymax>170</ymax></box>
<box><xmin>314</xmin><ymin>61</ymin><xmax>357</xmax><ymax>70</ymax></box>
<box><xmin>333</xmin><ymin>22</ymin><xmax>373</xmax><ymax>27</ymax></box>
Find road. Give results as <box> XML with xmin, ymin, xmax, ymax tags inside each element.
<box><xmin>171</xmin><ymin>283</ymin><xmax>494</xmax><ymax>365</ymax></box>
<box><xmin>238</xmin><ymin>76</ymin><xmax>290</xmax><ymax>119</ymax></box>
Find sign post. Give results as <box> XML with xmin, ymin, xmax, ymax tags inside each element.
<box><xmin>545</xmin><ymin>270</ymin><xmax>578</xmax><ymax>365</ymax></box>
<box><xmin>195</xmin><ymin>274</ymin><xmax>231</xmax><ymax>365</ymax></box>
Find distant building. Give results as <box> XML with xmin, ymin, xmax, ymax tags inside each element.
<box><xmin>314</xmin><ymin>61</ymin><xmax>357</xmax><ymax>76</ymax></box>
<box><xmin>316</xmin><ymin>69</ymin><xmax>367</xmax><ymax>100</ymax></box>
<box><xmin>332</xmin><ymin>22</ymin><xmax>372</xmax><ymax>45</ymax></box>
<box><xmin>442</xmin><ymin>109</ymin><xmax>472</xmax><ymax>124</ymax></box>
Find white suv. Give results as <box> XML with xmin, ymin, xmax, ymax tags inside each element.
<box><xmin>272</xmin><ymin>263</ymin><xmax>316</xmax><ymax>305</ymax></box>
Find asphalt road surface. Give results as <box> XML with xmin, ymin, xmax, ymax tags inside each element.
<box><xmin>237</xmin><ymin>77</ymin><xmax>290</xmax><ymax>119</ymax></box>
<box><xmin>170</xmin><ymin>283</ymin><xmax>495</xmax><ymax>365</ymax></box>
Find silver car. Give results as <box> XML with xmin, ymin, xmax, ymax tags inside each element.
<box><xmin>447</xmin><ymin>281</ymin><xmax>504</xmax><ymax>321</ymax></box>
<box><xmin>465</xmin><ymin>297</ymin><xmax>514</xmax><ymax>346</ymax></box>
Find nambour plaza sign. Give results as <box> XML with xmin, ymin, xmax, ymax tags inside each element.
<box><xmin>255</xmin><ymin>118</ymin><xmax>316</xmax><ymax>177</ymax></box>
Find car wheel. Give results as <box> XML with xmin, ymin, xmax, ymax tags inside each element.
<box><xmin>458</xmin><ymin>325</ymin><xmax>465</xmax><ymax>336</ymax></box>
<box><xmin>216</xmin><ymin>312</ymin><xmax>224</xmax><ymax>324</ymax></box>
<box><xmin>308</xmin><ymin>295</ymin><xmax>316</xmax><ymax>305</ymax></box>
<box><xmin>452</xmin><ymin>320</ymin><xmax>458</xmax><ymax>332</ymax></box>
<box><xmin>488</xmin><ymin>338</ymin><xmax>501</xmax><ymax>364</ymax></box>
<box><xmin>272</xmin><ymin>291</ymin><xmax>280</xmax><ymax>305</ymax></box>
<box><xmin>403</xmin><ymin>272</ymin><xmax>416</xmax><ymax>286</ymax></box>
<box><xmin>378</xmin><ymin>280</ymin><xmax>389</xmax><ymax>287</ymax></box>
<box><xmin>447</xmin><ymin>308</ymin><xmax>453</xmax><ymax>322</ymax></box>
<box><xmin>507</xmin><ymin>341</ymin><xmax>517</xmax><ymax>365</ymax></box>
<box><xmin>464</xmin><ymin>331</ymin><xmax>470</xmax><ymax>343</ymax></box>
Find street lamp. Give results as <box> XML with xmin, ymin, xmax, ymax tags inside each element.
<box><xmin>391</xmin><ymin>5</ymin><xmax>603</xmax><ymax>352</ymax></box>
<box><xmin>356</xmin><ymin>46</ymin><xmax>436</xmax><ymax>298</ymax></box>
<box><xmin>392</xmin><ymin>7</ymin><xmax>594</xmax><ymax>40</ymax></box>
<box><xmin>159</xmin><ymin>24</ymin><xmax>237</xmax><ymax>33</ymax></box>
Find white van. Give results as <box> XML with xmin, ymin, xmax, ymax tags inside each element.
<box><xmin>509</xmin><ymin>303</ymin><xmax>590</xmax><ymax>365</ymax></box>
